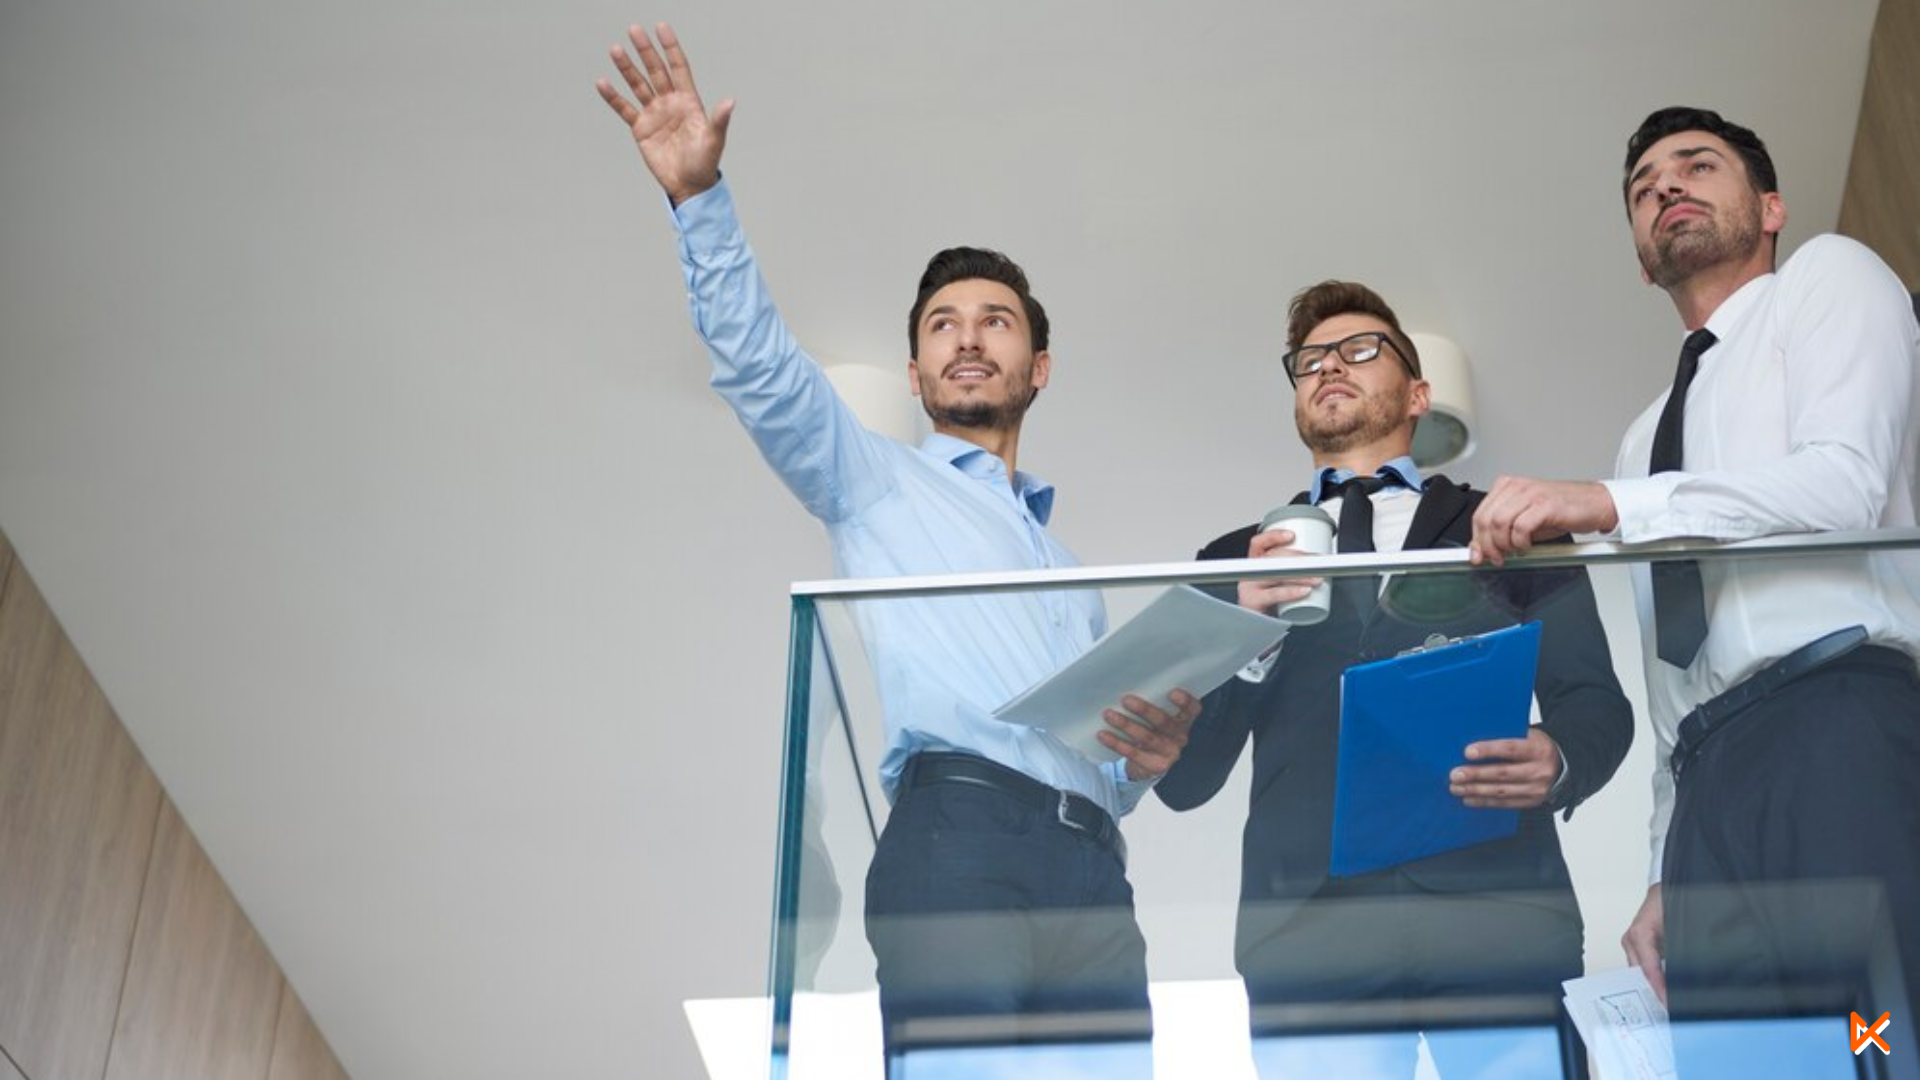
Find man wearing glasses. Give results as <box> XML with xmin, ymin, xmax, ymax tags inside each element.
<box><xmin>1470</xmin><ymin>108</ymin><xmax>1920</xmax><ymax>1032</ymax></box>
<box><xmin>1156</xmin><ymin>281</ymin><xmax>1632</xmax><ymax>1068</ymax></box>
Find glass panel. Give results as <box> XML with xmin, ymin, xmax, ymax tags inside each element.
<box><xmin>771</xmin><ymin>533</ymin><xmax>1920</xmax><ymax>1080</ymax></box>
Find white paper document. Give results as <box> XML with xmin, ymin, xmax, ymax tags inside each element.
<box><xmin>993</xmin><ymin>585</ymin><xmax>1287</xmax><ymax>763</ymax></box>
<box><xmin>1562</xmin><ymin>967</ymin><xmax>1676</xmax><ymax>1080</ymax></box>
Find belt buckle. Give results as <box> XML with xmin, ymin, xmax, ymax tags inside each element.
<box><xmin>1056</xmin><ymin>790</ymin><xmax>1081</xmax><ymax>832</ymax></box>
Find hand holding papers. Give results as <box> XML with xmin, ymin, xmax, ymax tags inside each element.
<box><xmin>994</xmin><ymin>586</ymin><xmax>1287</xmax><ymax>763</ymax></box>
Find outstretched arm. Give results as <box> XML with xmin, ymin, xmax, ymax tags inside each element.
<box><xmin>595</xmin><ymin>24</ymin><xmax>891</xmax><ymax>523</ymax></box>
<box><xmin>596</xmin><ymin>22</ymin><xmax>735</xmax><ymax>206</ymax></box>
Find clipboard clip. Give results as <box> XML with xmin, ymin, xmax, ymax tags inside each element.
<box><xmin>1397</xmin><ymin>632</ymin><xmax>1469</xmax><ymax>657</ymax></box>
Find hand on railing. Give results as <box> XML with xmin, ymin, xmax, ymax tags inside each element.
<box><xmin>1469</xmin><ymin>477</ymin><xmax>1621</xmax><ymax>567</ymax></box>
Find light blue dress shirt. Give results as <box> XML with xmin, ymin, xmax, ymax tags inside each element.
<box><xmin>1307</xmin><ymin>456</ymin><xmax>1427</xmax><ymax>504</ymax></box>
<box><xmin>673</xmin><ymin>180</ymin><xmax>1150</xmax><ymax>816</ymax></box>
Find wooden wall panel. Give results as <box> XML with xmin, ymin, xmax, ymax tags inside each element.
<box><xmin>0</xmin><ymin>547</ymin><xmax>164</xmax><ymax>1080</ymax></box>
<box><xmin>266</xmin><ymin>985</ymin><xmax>352</xmax><ymax>1080</ymax></box>
<box><xmin>1837</xmin><ymin>0</ymin><xmax>1920</xmax><ymax>288</ymax></box>
<box><xmin>103</xmin><ymin>796</ymin><xmax>284</xmax><ymax>1080</ymax></box>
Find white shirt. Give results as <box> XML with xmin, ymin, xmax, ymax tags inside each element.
<box><xmin>1598</xmin><ymin>234</ymin><xmax>1920</xmax><ymax>883</ymax></box>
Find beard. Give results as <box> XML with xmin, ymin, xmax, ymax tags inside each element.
<box><xmin>1637</xmin><ymin>193</ymin><xmax>1765</xmax><ymax>289</ymax></box>
<box><xmin>919</xmin><ymin>358</ymin><xmax>1040</xmax><ymax>432</ymax></box>
<box><xmin>923</xmin><ymin>387</ymin><xmax>1038</xmax><ymax>432</ymax></box>
<box><xmin>1296</xmin><ymin>379</ymin><xmax>1411</xmax><ymax>454</ymax></box>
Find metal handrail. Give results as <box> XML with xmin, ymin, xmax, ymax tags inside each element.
<box><xmin>791</xmin><ymin>527</ymin><xmax>1920</xmax><ymax>601</ymax></box>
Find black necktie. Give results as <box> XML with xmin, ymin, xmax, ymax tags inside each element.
<box><xmin>1649</xmin><ymin>328</ymin><xmax>1717</xmax><ymax>667</ymax></box>
<box><xmin>1334</xmin><ymin>475</ymin><xmax>1386</xmax><ymax>554</ymax></box>
<box><xmin>1325</xmin><ymin>475</ymin><xmax>1390</xmax><ymax>616</ymax></box>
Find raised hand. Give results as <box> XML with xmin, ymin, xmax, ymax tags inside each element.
<box><xmin>596</xmin><ymin>23</ymin><xmax>734</xmax><ymax>206</ymax></box>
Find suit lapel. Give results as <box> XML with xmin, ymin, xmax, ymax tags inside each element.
<box><xmin>1402</xmin><ymin>475</ymin><xmax>1471</xmax><ymax>551</ymax></box>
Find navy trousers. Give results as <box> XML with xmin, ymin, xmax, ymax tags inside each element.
<box><xmin>863</xmin><ymin>774</ymin><xmax>1149</xmax><ymax>1061</ymax></box>
<box><xmin>1664</xmin><ymin>648</ymin><xmax>1920</xmax><ymax>1039</ymax></box>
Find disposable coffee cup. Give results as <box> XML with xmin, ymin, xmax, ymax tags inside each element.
<box><xmin>1258</xmin><ymin>504</ymin><xmax>1335</xmax><ymax>625</ymax></box>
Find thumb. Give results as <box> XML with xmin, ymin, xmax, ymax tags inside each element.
<box><xmin>711</xmin><ymin>98</ymin><xmax>737</xmax><ymax>138</ymax></box>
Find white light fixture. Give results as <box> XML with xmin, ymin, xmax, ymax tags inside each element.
<box><xmin>1407</xmin><ymin>332</ymin><xmax>1477</xmax><ymax>469</ymax></box>
<box><xmin>822</xmin><ymin>360</ymin><xmax>927</xmax><ymax>446</ymax></box>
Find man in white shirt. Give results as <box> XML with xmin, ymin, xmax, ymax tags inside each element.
<box><xmin>1469</xmin><ymin>107</ymin><xmax>1920</xmax><ymax>1029</ymax></box>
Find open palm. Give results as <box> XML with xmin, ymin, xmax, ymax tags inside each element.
<box><xmin>596</xmin><ymin>23</ymin><xmax>734</xmax><ymax>206</ymax></box>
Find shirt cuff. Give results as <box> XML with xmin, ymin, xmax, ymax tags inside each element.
<box><xmin>668</xmin><ymin>177</ymin><xmax>738</xmax><ymax>254</ymax></box>
<box><xmin>1107</xmin><ymin>759</ymin><xmax>1156</xmax><ymax>814</ymax></box>
<box><xmin>1600</xmin><ymin>474</ymin><xmax>1684</xmax><ymax>542</ymax></box>
<box><xmin>1236</xmin><ymin>632</ymin><xmax>1289</xmax><ymax>683</ymax></box>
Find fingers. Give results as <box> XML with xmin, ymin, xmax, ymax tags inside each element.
<box><xmin>1100</xmin><ymin>690</ymin><xmax>1198</xmax><ymax>781</ymax></box>
<box><xmin>1238</xmin><ymin>578</ymin><xmax>1318</xmax><ymax>612</ymax></box>
<box><xmin>657</xmin><ymin>22</ymin><xmax>701</xmax><ymax>97</ymax></box>
<box><xmin>630</xmin><ymin>24</ymin><xmax>674</xmax><ymax>96</ymax></box>
<box><xmin>1469</xmin><ymin>476</ymin><xmax>1530</xmax><ymax>567</ymax></box>
<box><xmin>595</xmin><ymin>78</ymin><xmax>640</xmax><ymax>126</ymax></box>
<box><xmin>610</xmin><ymin>35</ymin><xmax>655</xmax><ymax>105</ymax></box>
<box><xmin>1451</xmin><ymin>776</ymin><xmax>1551</xmax><ymax>807</ymax></box>
<box><xmin>1451</xmin><ymin>740</ymin><xmax>1554</xmax><ymax>806</ymax></box>
<box><xmin>1248</xmin><ymin>529</ymin><xmax>1298</xmax><ymax>557</ymax></box>
<box><xmin>1239</xmin><ymin>532</ymin><xmax>1322</xmax><ymax>612</ymax></box>
<box><xmin>1621</xmin><ymin>887</ymin><xmax>1668</xmax><ymax>1003</ymax></box>
<box><xmin>1463</xmin><ymin>736</ymin><xmax>1537</xmax><ymax>763</ymax></box>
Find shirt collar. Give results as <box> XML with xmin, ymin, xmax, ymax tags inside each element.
<box><xmin>922</xmin><ymin>432</ymin><xmax>1057</xmax><ymax>525</ymax></box>
<box><xmin>1308</xmin><ymin>455</ymin><xmax>1427</xmax><ymax>505</ymax></box>
<box><xmin>1700</xmin><ymin>269</ymin><xmax>1774</xmax><ymax>343</ymax></box>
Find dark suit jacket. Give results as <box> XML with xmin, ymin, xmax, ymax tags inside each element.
<box><xmin>1156</xmin><ymin>477</ymin><xmax>1633</xmax><ymax>970</ymax></box>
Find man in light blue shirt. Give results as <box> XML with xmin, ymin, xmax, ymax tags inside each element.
<box><xmin>597</xmin><ymin>23</ymin><xmax>1198</xmax><ymax>1057</ymax></box>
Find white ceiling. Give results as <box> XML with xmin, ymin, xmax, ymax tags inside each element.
<box><xmin>0</xmin><ymin>2</ymin><xmax>1884</xmax><ymax>1078</ymax></box>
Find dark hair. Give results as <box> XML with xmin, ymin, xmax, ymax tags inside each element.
<box><xmin>1285</xmin><ymin>280</ymin><xmax>1421</xmax><ymax>378</ymax></box>
<box><xmin>906</xmin><ymin>247</ymin><xmax>1050</xmax><ymax>359</ymax></box>
<box><xmin>1622</xmin><ymin>106</ymin><xmax>1778</xmax><ymax>203</ymax></box>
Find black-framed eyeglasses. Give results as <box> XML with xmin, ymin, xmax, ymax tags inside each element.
<box><xmin>1282</xmin><ymin>331</ymin><xmax>1415</xmax><ymax>385</ymax></box>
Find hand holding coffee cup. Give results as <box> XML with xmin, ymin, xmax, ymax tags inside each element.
<box><xmin>1242</xmin><ymin>505</ymin><xmax>1336</xmax><ymax>624</ymax></box>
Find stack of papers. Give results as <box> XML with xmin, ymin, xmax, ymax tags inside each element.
<box><xmin>1562</xmin><ymin>968</ymin><xmax>1676</xmax><ymax>1080</ymax></box>
<box><xmin>993</xmin><ymin>586</ymin><xmax>1287</xmax><ymax>762</ymax></box>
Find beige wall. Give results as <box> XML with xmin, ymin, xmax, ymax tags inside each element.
<box><xmin>0</xmin><ymin>528</ymin><xmax>349</xmax><ymax>1080</ymax></box>
<box><xmin>1839</xmin><ymin>0</ymin><xmax>1920</xmax><ymax>288</ymax></box>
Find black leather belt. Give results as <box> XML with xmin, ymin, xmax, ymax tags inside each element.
<box><xmin>903</xmin><ymin>751</ymin><xmax>1127</xmax><ymax>866</ymax></box>
<box><xmin>1670</xmin><ymin>625</ymin><xmax>1900</xmax><ymax>781</ymax></box>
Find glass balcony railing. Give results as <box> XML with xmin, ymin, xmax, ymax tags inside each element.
<box><xmin>758</xmin><ymin>529</ymin><xmax>1920</xmax><ymax>1080</ymax></box>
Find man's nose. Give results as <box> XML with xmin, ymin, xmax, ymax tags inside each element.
<box><xmin>956</xmin><ymin>321</ymin><xmax>982</xmax><ymax>350</ymax></box>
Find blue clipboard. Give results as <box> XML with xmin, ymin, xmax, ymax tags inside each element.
<box><xmin>1329</xmin><ymin>620</ymin><xmax>1543</xmax><ymax>879</ymax></box>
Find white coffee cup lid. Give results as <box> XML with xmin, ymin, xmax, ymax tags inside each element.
<box><xmin>1261</xmin><ymin>504</ymin><xmax>1335</xmax><ymax>531</ymax></box>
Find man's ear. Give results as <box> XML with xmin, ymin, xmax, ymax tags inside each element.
<box><xmin>1407</xmin><ymin>378</ymin><xmax>1432</xmax><ymax>420</ymax></box>
<box><xmin>1031</xmin><ymin>350</ymin><xmax>1052</xmax><ymax>390</ymax></box>
<box><xmin>1761</xmin><ymin>191</ymin><xmax>1787</xmax><ymax>238</ymax></box>
<box><xmin>906</xmin><ymin>359</ymin><xmax>922</xmax><ymax>397</ymax></box>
